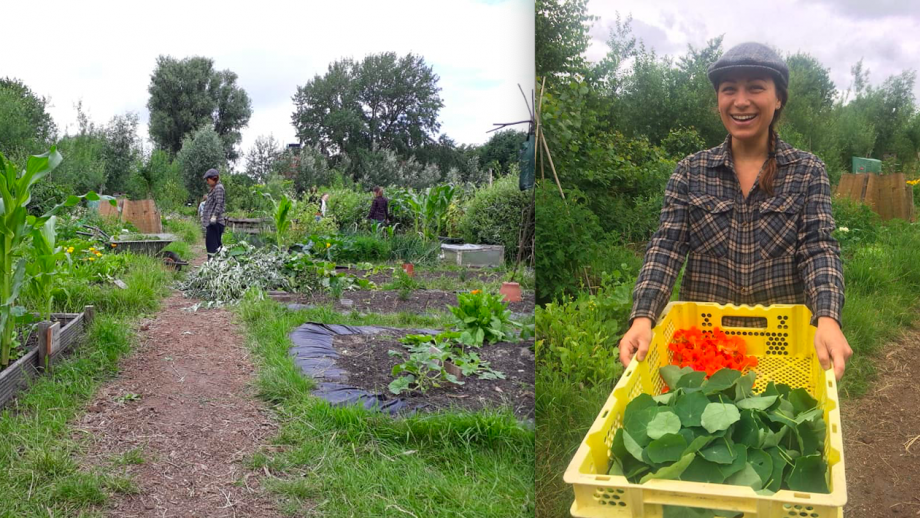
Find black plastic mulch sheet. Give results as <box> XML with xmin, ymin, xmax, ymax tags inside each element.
<box><xmin>289</xmin><ymin>323</ymin><xmax>439</xmax><ymax>415</ymax></box>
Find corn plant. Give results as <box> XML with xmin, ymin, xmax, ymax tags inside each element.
<box><xmin>397</xmin><ymin>185</ymin><xmax>456</xmax><ymax>240</ymax></box>
<box><xmin>26</xmin><ymin>216</ymin><xmax>69</xmax><ymax>321</ymax></box>
<box><xmin>0</xmin><ymin>148</ymin><xmax>114</xmax><ymax>367</ymax></box>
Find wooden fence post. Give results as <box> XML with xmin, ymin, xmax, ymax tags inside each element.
<box><xmin>84</xmin><ymin>305</ymin><xmax>95</xmax><ymax>327</ymax></box>
<box><xmin>37</xmin><ymin>321</ymin><xmax>51</xmax><ymax>369</ymax></box>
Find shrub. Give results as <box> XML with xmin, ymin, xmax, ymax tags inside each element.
<box><xmin>327</xmin><ymin>188</ymin><xmax>370</xmax><ymax>233</ymax></box>
<box><xmin>388</xmin><ymin>233</ymin><xmax>440</xmax><ymax>264</ymax></box>
<box><xmin>535</xmin><ymin>185</ymin><xmax>606</xmax><ymax>303</ymax></box>
<box><xmin>831</xmin><ymin>195</ymin><xmax>881</xmax><ymax>253</ymax></box>
<box><xmin>176</xmin><ymin>126</ymin><xmax>226</xmax><ymax>200</ymax></box>
<box><xmin>458</xmin><ymin>175</ymin><xmax>530</xmax><ymax>261</ymax></box>
<box><xmin>535</xmin><ymin>273</ymin><xmax>633</xmax><ymax>387</ymax></box>
<box><xmin>335</xmin><ymin>234</ymin><xmax>392</xmax><ymax>263</ymax></box>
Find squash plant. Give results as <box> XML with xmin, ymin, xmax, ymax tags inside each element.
<box><xmin>0</xmin><ymin>148</ymin><xmax>114</xmax><ymax>367</ymax></box>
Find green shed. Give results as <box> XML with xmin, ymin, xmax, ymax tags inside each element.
<box><xmin>852</xmin><ymin>157</ymin><xmax>882</xmax><ymax>173</ymax></box>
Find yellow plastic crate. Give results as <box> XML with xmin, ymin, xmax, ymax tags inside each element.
<box><xmin>564</xmin><ymin>302</ymin><xmax>846</xmax><ymax>518</ymax></box>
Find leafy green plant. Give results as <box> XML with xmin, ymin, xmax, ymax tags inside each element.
<box><xmin>449</xmin><ymin>290</ymin><xmax>516</xmax><ymax>346</ymax></box>
<box><xmin>178</xmin><ymin>242</ymin><xmax>290</xmax><ymax>304</ymax></box>
<box><xmin>391</xmin><ymin>332</ymin><xmax>506</xmax><ymax>393</ymax></box>
<box><xmin>25</xmin><ymin>217</ymin><xmax>68</xmax><ymax>321</ymax></box>
<box><xmin>0</xmin><ymin>148</ymin><xmax>114</xmax><ymax>367</ymax></box>
<box><xmin>259</xmin><ymin>190</ymin><xmax>293</xmax><ymax>251</ymax></box>
<box><xmin>535</xmin><ymin>272</ymin><xmax>633</xmax><ymax>386</ymax></box>
<box><xmin>395</xmin><ymin>185</ymin><xmax>456</xmax><ymax>240</ymax></box>
<box><xmin>608</xmin><ymin>366</ymin><xmax>829</xmax><ymax>508</ymax></box>
<box><xmin>388</xmin><ymin>346</ymin><xmax>463</xmax><ymax>395</ymax></box>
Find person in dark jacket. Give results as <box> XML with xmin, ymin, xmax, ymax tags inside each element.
<box><xmin>200</xmin><ymin>168</ymin><xmax>226</xmax><ymax>260</ymax></box>
<box><xmin>367</xmin><ymin>186</ymin><xmax>388</xmax><ymax>224</ymax></box>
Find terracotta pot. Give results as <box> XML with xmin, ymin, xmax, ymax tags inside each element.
<box><xmin>500</xmin><ymin>282</ymin><xmax>522</xmax><ymax>303</ymax></box>
<box><xmin>402</xmin><ymin>263</ymin><xmax>415</xmax><ymax>277</ymax></box>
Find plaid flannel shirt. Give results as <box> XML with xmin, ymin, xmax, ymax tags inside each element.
<box><xmin>201</xmin><ymin>182</ymin><xmax>226</xmax><ymax>227</ymax></box>
<box><xmin>628</xmin><ymin>135</ymin><xmax>844</xmax><ymax>328</ymax></box>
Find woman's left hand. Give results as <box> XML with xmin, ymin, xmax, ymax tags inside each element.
<box><xmin>814</xmin><ymin>317</ymin><xmax>853</xmax><ymax>381</ymax></box>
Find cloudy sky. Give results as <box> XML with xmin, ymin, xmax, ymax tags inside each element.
<box><xmin>2</xmin><ymin>0</ymin><xmax>534</xmax><ymax>163</ymax></box>
<box><xmin>585</xmin><ymin>0</ymin><xmax>920</xmax><ymax>103</ymax></box>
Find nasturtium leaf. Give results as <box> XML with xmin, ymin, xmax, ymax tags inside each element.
<box><xmin>699</xmin><ymin>438</ymin><xmax>736</xmax><ymax>464</ymax></box>
<box><xmin>795</xmin><ymin>421</ymin><xmax>819</xmax><ymax>457</ymax></box>
<box><xmin>775</xmin><ymin>383</ymin><xmax>792</xmax><ymax>398</ymax></box>
<box><xmin>647</xmin><ymin>411</ymin><xmax>682</xmax><ymax>440</ymax></box>
<box><xmin>653</xmin><ymin>392</ymin><xmax>676</xmax><ymax>405</ymax></box>
<box><xmin>725</xmin><ymin>463</ymin><xmax>763</xmax><ymax>490</ymax></box>
<box><xmin>675</xmin><ymin>391</ymin><xmax>710</xmax><ymax>428</ymax></box>
<box><xmin>625</xmin><ymin>404</ymin><xmax>659</xmax><ymax>447</ymax></box>
<box><xmin>717</xmin><ymin>444</ymin><xmax>748</xmax><ymax>479</ymax></box>
<box><xmin>765</xmin><ymin>447</ymin><xmax>786</xmax><ymax>492</ymax></box>
<box><xmin>734</xmin><ymin>371</ymin><xmax>757</xmax><ymax>400</ymax></box>
<box><xmin>701</xmin><ymin>403</ymin><xmax>741</xmax><ymax>433</ymax></box>
<box><xmin>766</xmin><ymin>408</ymin><xmax>797</xmax><ymax>429</ymax></box>
<box><xmin>626</xmin><ymin>393</ymin><xmax>657</xmax><ymax>417</ymax></box>
<box><xmin>733</xmin><ymin>410</ymin><xmax>765</xmax><ymax>449</ymax></box>
<box><xmin>747</xmin><ymin>448</ymin><xmax>773</xmax><ymax>487</ymax></box>
<box><xmin>763</xmin><ymin>381</ymin><xmax>780</xmax><ymax>398</ymax></box>
<box><xmin>703</xmin><ymin>368</ymin><xmax>742</xmax><ymax>394</ymax></box>
<box><xmin>736</xmin><ymin>395</ymin><xmax>778</xmax><ymax>411</ymax></box>
<box><xmin>607</xmin><ymin>460</ymin><xmax>624</xmax><ymax>475</ymax></box>
<box><xmin>683</xmin><ymin>434</ymin><xmax>716</xmax><ymax>455</ymax></box>
<box><xmin>785</xmin><ymin>454</ymin><xmax>829</xmax><ymax>493</ymax></box>
<box><xmin>659</xmin><ymin>365</ymin><xmax>695</xmax><ymax>389</ymax></box>
<box><xmin>625</xmin><ymin>461</ymin><xmax>651</xmax><ymax>480</ymax></box>
<box><xmin>762</xmin><ymin>425</ymin><xmax>789</xmax><ymax>449</ymax></box>
<box><xmin>611</xmin><ymin>428</ymin><xmax>629</xmax><ymax>461</ymax></box>
<box><xmin>622</xmin><ymin>430</ymin><xmax>645</xmax><ymax>462</ymax></box>
<box><xmin>639</xmin><ymin>452</ymin><xmax>696</xmax><ymax>484</ymax></box>
<box><xmin>647</xmin><ymin>433</ymin><xmax>689</xmax><ymax>464</ymax></box>
<box><xmin>680</xmin><ymin>455</ymin><xmax>726</xmax><ymax>483</ymax></box>
<box><xmin>788</xmin><ymin>388</ymin><xmax>819</xmax><ymax>416</ymax></box>
<box><xmin>676</xmin><ymin>370</ymin><xmax>708</xmax><ymax>390</ymax></box>
<box><xmin>794</xmin><ymin>406</ymin><xmax>823</xmax><ymax>425</ymax></box>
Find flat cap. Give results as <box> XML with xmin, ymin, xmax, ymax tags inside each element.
<box><xmin>203</xmin><ymin>168</ymin><xmax>219</xmax><ymax>179</ymax></box>
<box><xmin>707</xmin><ymin>42</ymin><xmax>789</xmax><ymax>90</ymax></box>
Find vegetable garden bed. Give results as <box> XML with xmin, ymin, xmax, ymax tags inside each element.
<box><xmin>295</xmin><ymin>289</ymin><xmax>535</xmax><ymax>315</ymax></box>
<box><xmin>0</xmin><ymin>307</ymin><xmax>93</xmax><ymax>410</ymax></box>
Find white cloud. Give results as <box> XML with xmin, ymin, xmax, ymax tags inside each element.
<box><xmin>1</xmin><ymin>0</ymin><xmax>534</xmax><ymax>163</ymax></box>
<box><xmin>585</xmin><ymin>0</ymin><xmax>920</xmax><ymax>103</ymax></box>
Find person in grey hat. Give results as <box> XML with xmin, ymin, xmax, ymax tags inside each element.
<box><xmin>200</xmin><ymin>168</ymin><xmax>226</xmax><ymax>260</ymax></box>
<box><xmin>619</xmin><ymin>42</ymin><xmax>852</xmax><ymax>381</ymax></box>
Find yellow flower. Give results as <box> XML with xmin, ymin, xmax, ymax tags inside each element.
<box><xmin>95</xmin><ymin>252</ymin><xmax>102</xmax><ymax>256</ymax></box>
<box><xmin>89</xmin><ymin>247</ymin><xmax>95</xmax><ymax>251</ymax></box>
<box><xmin>89</xmin><ymin>257</ymin><xmax>96</xmax><ymax>261</ymax></box>
<box><xmin>326</xmin><ymin>242</ymin><xmax>331</xmax><ymax>248</ymax></box>
<box><xmin>67</xmin><ymin>247</ymin><xmax>74</xmax><ymax>253</ymax></box>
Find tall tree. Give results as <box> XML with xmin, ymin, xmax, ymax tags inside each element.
<box><xmin>147</xmin><ymin>56</ymin><xmax>252</xmax><ymax>161</ymax></box>
<box><xmin>0</xmin><ymin>78</ymin><xmax>57</xmax><ymax>160</ymax></box>
<box><xmin>103</xmin><ymin>112</ymin><xmax>141</xmax><ymax>193</ymax></box>
<box><xmin>176</xmin><ymin>125</ymin><xmax>227</xmax><ymax>200</ymax></box>
<box><xmin>291</xmin><ymin>51</ymin><xmax>443</xmax><ymax>173</ymax></box>
<box><xmin>536</xmin><ymin>0</ymin><xmax>596</xmax><ymax>80</ymax></box>
<box><xmin>478</xmin><ymin>129</ymin><xmax>528</xmax><ymax>174</ymax></box>
<box><xmin>244</xmin><ymin>134</ymin><xmax>283</xmax><ymax>183</ymax></box>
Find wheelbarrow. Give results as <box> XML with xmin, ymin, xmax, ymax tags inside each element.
<box><xmin>76</xmin><ymin>225</ymin><xmax>189</xmax><ymax>271</ymax></box>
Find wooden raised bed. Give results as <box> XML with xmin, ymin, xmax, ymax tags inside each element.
<box><xmin>0</xmin><ymin>305</ymin><xmax>94</xmax><ymax>410</ymax></box>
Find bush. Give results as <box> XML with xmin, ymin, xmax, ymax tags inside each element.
<box><xmin>176</xmin><ymin>126</ymin><xmax>226</xmax><ymax>200</ymax></box>
<box><xmin>535</xmin><ymin>273</ymin><xmax>632</xmax><ymax>387</ymax></box>
<box><xmin>535</xmin><ymin>185</ymin><xmax>606</xmax><ymax>303</ymax></box>
<box><xmin>327</xmin><ymin>188</ymin><xmax>370</xmax><ymax>233</ymax></box>
<box><xmin>459</xmin><ymin>175</ymin><xmax>530</xmax><ymax>261</ymax></box>
<box><xmin>831</xmin><ymin>195</ymin><xmax>881</xmax><ymax>253</ymax></box>
<box><xmin>27</xmin><ymin>180</ymin><xmax>69</xmax><ymax>217</ymax></box>
<box><xmin>334</xmin><ymin>234</ymin><xmax>392</xmax><ymax>263</ymax></box>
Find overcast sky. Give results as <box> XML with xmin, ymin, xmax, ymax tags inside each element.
<box><xmin>2</xmin><ymin>0</ymin><xmax>534</xmax><ymax>164</ymax></box>
<box><xmin>585</xmin><ymin>0</ymin><xmax>920</xmax><ymax>103</ymax></box>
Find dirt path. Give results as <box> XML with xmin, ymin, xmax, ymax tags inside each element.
<box><xmin>74</xmin><ymin>248</ymin><xmax>282</xmax><ymax>517</ymax></box>
<box><xmin>842</xmin><ymin>328</ymin><xmax>920</xmax><ymax>517</ymax></box>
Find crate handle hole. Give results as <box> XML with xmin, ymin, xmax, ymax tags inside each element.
<box><xmin>793</xmin><ymin>493</ymin><xmax>811</xmax><ymax>499</ymax></box>
<box><xmin>720</xmin><ymin>316</ymin><xmax>768</xmax><ymax>328</ymax></box>
<box><xmin>832</xmin><ymin>423</ymin><xmax>838</xmax><ymax>433</ymax></box>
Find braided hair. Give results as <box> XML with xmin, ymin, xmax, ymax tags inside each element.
<box><xmin>758</xmin><ymin>80</ymin><xmax>788</xmax><ymax>196</ymax></box>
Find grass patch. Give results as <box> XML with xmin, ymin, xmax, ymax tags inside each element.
<box><xmin>235</xmin><ymin>290</ymin><xmax>535</xmax><ymax>517</ymax></box>
<box><xmin>164</xmin><ymin>216</ymin><xmax>202</xmax><ymax>245</ymax></box>
<box><xmin>163</xmin><ymin>240</ymin><xmax>193</xmax><ymax>261</ymax></box>
<box><xmin>0</xmin><ymin>256</ymin><xmax>176</xmax><ymax>516</ymax></box>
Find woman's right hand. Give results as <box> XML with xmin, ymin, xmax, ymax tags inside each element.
<box><xmin>619</xmin><ymin>317</ymin><xmax>653</xmax><ymax>368</ymax></box>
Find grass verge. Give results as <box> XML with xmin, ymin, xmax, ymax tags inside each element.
<box><xmin>236</xmin><ymin>289</ymin><xmax>535</xmax><ymax>517</ymax></box>
<box><xmin>0</xmin><ymin>256</ymin><xmax>177</xmax><ymax>516</ymax></box>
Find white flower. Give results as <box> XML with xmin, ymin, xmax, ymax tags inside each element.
<box><xmin>837</xmin><ymin>227</ymin><xmax>849</xmax><ymax>233</ymax></box>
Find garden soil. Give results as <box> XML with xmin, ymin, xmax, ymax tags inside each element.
<box><xmin>841</xmin><ymin>328</ymin><xmax>920</xmax><ymax>517</ymax></box>
<box><xmin>73</xmin><ymin>247</ymin><xmax>282</xmax><ymax>517</ymax></box>
<box><xmin>304</xmin><ymin>288</ymin><xmax>536</xmax><ymax>315</ymax></box>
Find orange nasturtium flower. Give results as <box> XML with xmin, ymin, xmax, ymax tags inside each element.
<box><xmin>111</xmin><ymin>243</ymin><xmax>117</xmax><ymax>248</ymax></box>
<box><xmin>471</xmin><ymin>290</ymin><xmax>482</xmax><ymax>295</ymax></box>
<box><xmin>663</xmin><ymin>326</ymin><xmax>759</xmax><ymax>388</ymax></box>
